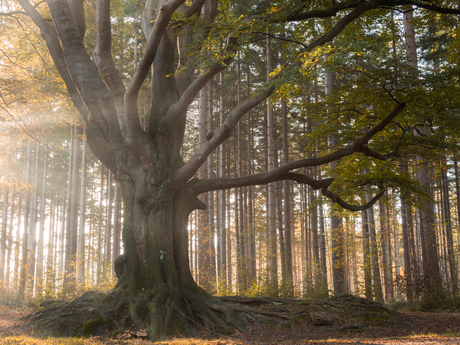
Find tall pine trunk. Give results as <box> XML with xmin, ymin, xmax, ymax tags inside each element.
<box><xmin>266</xmin><ymin>32</ymin><xmax>278</xmax><ymax>291</ymax></box>
<box><xmin>36</xmin><ymin>145</ymin><xmax>48</xmax><ymax>296</ymax></box>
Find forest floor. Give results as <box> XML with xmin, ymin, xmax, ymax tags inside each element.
<box><xmin>1</xmin><ymin>303</ymin><xmax>460</xmax><ymax>344</ymax></box>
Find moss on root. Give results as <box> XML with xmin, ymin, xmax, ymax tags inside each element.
<box><xmin>24</xmin><ymin>291</ymin><xmax>394</xmax><ymax>340</ymax></box>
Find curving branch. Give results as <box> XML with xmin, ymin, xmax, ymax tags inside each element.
<box><xmin>285</xmin><ymin>0</ymin><xmax>460</xmax><ymax>22</ymax></box>
<box><xmin>173</xmin><ymin>87</ymin><xmax>275</xmax><ymax>187</ymax></box>
<box><xmin>124</xmin><ymin>0</ymin><xmax>186</xmax><ymax>147</ymax></box>
<box><xmin>93</xmin><ymin>0</ymin><xmax>126</xmax><ymax>100</ymax></box>
<box><xmin>17</xmin><ymin>0</ymin><xmax>118</xmax><ymax>172</ymax></box>
<box><xmin>0</xmin><ymin>10</ymin><xmax>27</xmax><ymax>16</ymax></box>
<box><xmin>167</xmin><ymin>36</ymin><xmax>238</xmax><ymax>127</ymax></box>
<box><xmin>285</xmin><ymin>0</ymin><xmax>371</xmax><ymax>22</ymax></box>
<box><xmin>323</xmin><ymin>187</ymin><xmax>385</xmax><ymax>211</ymax></box>
<box><xmin>193</xmin><ymin>170</ymin><xmax>384</xmax><ymax>212</ymax></box>
<box><xmin>300</xmin><ymin>1</ymin><xmax>390</xmax><ymax>55</ymax></box>
<box><xmin>385</xmin><ymin>0</ymin><xmax>460</xmax><ymax>15</ymax></box>
<box><xmin>184</xmin><ymin>0</ymin><xmax>207</xmax><ymax>17</ymax></box>
<box><xmin>191</xmin><ymin>102</ymin><xmax>406</xmax><ymax>201</ymax></box>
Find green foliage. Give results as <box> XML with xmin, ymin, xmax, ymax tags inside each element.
<box><xmin>420</xmin><ymin>290</ymin><xmax>449</xmax><ymax>311</ymax></box>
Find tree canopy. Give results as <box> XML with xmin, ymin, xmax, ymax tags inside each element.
<box><xmin>1</xmin><ymin>0</ymin><xmax>460</xmax><ymax>340</ymax></box>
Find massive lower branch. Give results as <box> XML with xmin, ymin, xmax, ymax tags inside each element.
<box><xmin>192</xmin><ymin>102</ymin><xmax>405</xmax><ymax>210</ymax></box>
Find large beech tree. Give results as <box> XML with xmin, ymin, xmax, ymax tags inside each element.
<box><xmin>11</xmin><ymin>0</ymin><xmax>460</xmax><ymax>339</ymax></box>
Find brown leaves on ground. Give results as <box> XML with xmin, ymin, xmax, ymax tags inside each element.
<box><xmin>0</xmin><ymin>301</ymin><xmax>460</xmax><ymax>344</ymax></box>
<box><xmin>0</xmin><ymin>306</ymin><xmax>34</xmax><ymax>339</ymax></box>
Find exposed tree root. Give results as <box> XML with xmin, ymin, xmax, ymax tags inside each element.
<box><xmin>23</xmin><ymin>292</ymin><xmax>393</xmax><ymax>340</ymax></box>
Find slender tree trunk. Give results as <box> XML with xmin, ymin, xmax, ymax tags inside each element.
<box><xmin>247</xmin><ymin>70</ymin><xmax>256</xmax><ymax>285</ymax></box>
<box><xmin>401</xmin><ymin>192</ymin><xmax>414</xmax><ymax>302</ymax></box>
<box><xmin>97</xmin><ymin>165</ymin><xmax>104</xmax><ymax>284</ymax></box>
<box><xmin>282</xmin><ymin>97</ymin><xmax>293</xmax><ymax>294</ymax></box>
<box><xmin>455</xmin><ymin>159</ymin><xmax>460</xmax><ymax>241</ymax></box>
<box><xmin>236</xmin><ymin>61</ymin><xmax>246</xmax><ymax>292</ymax></box>
<box><xmin>351</xmin><ymin>216</ymin><xmax>358</xmax><ymax>293</ymax></box>
<box><xmin>28</xmin><ymin>142</ymin><xmax>40</xmax><ymax>297</ymax></box>
<box><xmin>46</xmin><ymin>188</ymin><xmax>55</xmax><ymax>298</ymax></box>
<box><xmin>226</xmin><ymin>145</ymin><xmax>232</xmax><ymax>290</ymax></box>
<box><xmin>19</xmin><ymin>143</ymin><xmax>32</xmax><ymax>301</ymax></box>
<box><xmin>266</xmin><ymin>32</ymin><xmax>278</xmax><ymax>291</ymax></box>
<box><xmin>319</xmin><ymin>202</ymin><xmax>327</xmax><ymax>293</ymax></box>
<box><xmin>105</xmin><ymin>170</ymin><xmax>113</xmax><ymax>269</ymax></box>
<box><xmin>36</xmin><ymin>145</ymin><xmax>48</xmax><ymax>296</ymax></box>
<box><xmin>441</xmin><ymin>162</ymin><xmax>457</xmax><ymax>295</ymax></box>
<box><xmin>325</xmin><ymin>56</ymin><xmax>344</xmax><ymax>294</ymax></box>
<box><xmin>58</xmin><ymin>194</ymin><xmax>66</xmax><ymax>286</ymax></box>
<box><xmin>207</xmin><ymin>79</ymin><xmax>216</xmax><ymax>291</ymax></box>
<box><xmin>362</xmin><ymin>208</ymin><xmax>372</xmax><ymax>300</ymax></box>
<box><xmin>366</xmin><ymin>192</ymin><xmax>384</xmax><ymax>302</ymax></box>
<box><xmin>13</xmin><ymin>192</ymin><xmax>22</xmax><ymax>289</ymax></box>
<box><xmin>71</xmin><ymin>126</ymin><xmax>80</xmax><ymax>285</ymax></box>
<box><xmin>217</xmin><ymin>70</ymin><xmax>227</xmax><ymax>290</ymax></box>
<box><xmin>64</xmin><ymin>126</ymin><xmax>80</xmax><ymax>293</ymax></box>
<box><xmin>64</xmin><ymin>128</ymin><xmax>75</xmax><ymax>290</ymax></box>
<box><xmin>0</xmin><ymin>188</ymin><xmax>8</xmax><ymax>281</ymax></box>
<box><xmin>6</xmin><ymin>186</ymin><xmax>16</xmax><ymax>285</ymax></box>
<box><xmin>78</xmin><ymin>128</ymin><xmax>87</xmax><ymax>284</ymax></box>
<box><xmin>276</xmin><ymin>177</ymin><xmax>286</xmax><ymax>290</ymax></box>
<box><xmin>379</xmin><ymin>199</ymin><xmax>394</xmax><ymax>300</ymax></box>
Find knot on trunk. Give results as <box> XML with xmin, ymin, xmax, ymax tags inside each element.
<box><xmin>114</xmin><ymin>254</ymin><xmax>127</xmax><ymax>278</ymax></box>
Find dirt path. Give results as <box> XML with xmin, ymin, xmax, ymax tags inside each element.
<box><xmin>1</xmin><ymin>306</ymin><xmax>459</xmax><ymax>344</ymax></box>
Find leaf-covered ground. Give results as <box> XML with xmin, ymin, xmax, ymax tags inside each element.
<box><xmin>1</xmin><ymin>297</ymin><xmax>460</xmax><ymax>345</ymax></box>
